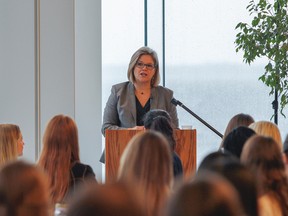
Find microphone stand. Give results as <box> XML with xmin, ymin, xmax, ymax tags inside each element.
<box><xmin>171</xmin><ymin>98</ymin><xmax>223</xmax><ymax>138</ymax></box>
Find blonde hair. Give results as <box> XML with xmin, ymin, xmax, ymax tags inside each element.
<box><xmin>0</xmin><ymin>124</ymin><xmax>19</xmax><ymax>167</ymax></box>
<box><xmin>118</xmin><ymin>131</ymin><xmax>173</xmax><ymax>216</ymax></box>
<box><xmin>127</xmin><ymin>46</ymin><xmax>160</xmax><ymax>87</ymax></box>
<box><xmin>249</xmin><ymin>121</ymin><xmax>282</xmax><ymax>149</ymax></box>
<box><xmin>38</xmin><ymin>114</ymin><xmax>80</xmax><ymax>204</ymax></box>
<box><xmin>0</xmin><ymin>160</ymin><xmax>51</xmax><ymax>216</ymax></box>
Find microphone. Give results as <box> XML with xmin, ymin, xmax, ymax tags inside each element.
<box><xmin>171</xmin><ymin>98</ymin><xmax>223</xmax><ymax>138</ymax></box>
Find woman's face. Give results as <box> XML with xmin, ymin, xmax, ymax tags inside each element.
<box><xmin>133</xmin><ymin>55</ymin><xmax>156</xmax><ymax>85</ymax></box>
<box><xmin>17</xmin><ymin>132</ymin><xmax>24</xmax><ymax>156</ymax></box>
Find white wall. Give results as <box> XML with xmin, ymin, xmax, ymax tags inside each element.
<box><xmin>74</xmin><ymin>0</ymin><xmax>102</xmax><ymax>181</ymax></box>
<box><xmin>0</xmin><ymin>0</ymin><xmax>103</xmax><ymax>181</ymax></box>
<box><xmin>0</xmin><ymin>0</ymin><xmax>36</xmax><ymax>161</ymax></box>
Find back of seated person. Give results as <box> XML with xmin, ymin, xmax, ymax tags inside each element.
<box><xmin>222</xmin><ymin>126</ymin><xmax>255</xmax><ymax>158</ymax></box>
<box><xmin>241</xmin><ymin>135</ymin><xmax>288</xmax><ymax>216</ymax></box>
<box><xmin>198</xmin><ymin>153</ymin><xmax>258</xmax><ymax>216</ymax></box>
<box><xmin>143</xmin><ymin>109</ymin><xmax>183</xmax><ymax>178</ymax></box>
<box><xmin>37</xmin><ymin>114</ymin><xmax>96</xmax><ymax>205</ymax></box>
<box><xmin>0</xmin><ymin>160</ymin><xmax>51</xmax><ymax>216</ymax></box>
<box><xmin>219</xmin><ymin>113</ymin><xmax>255</xmax><ymax>149</ymax></box>
<box><xmin>118</xmin><ymin>131</ymin><xmax>173</xmax><ymax>216</ymax></box>
<box><xmin>166</xmin><ymin>171</ymin><xmax>245</xmax><ymax>216</ymax></box>
<box><xmin>249</xmin><ymin>120</ymin><xmax>282</xmax><ymax>149</ymax></box>
<box><xmin>66</xmin><ymin>182</ymin><xmax>144</xmax><ymax>216</ymax></box>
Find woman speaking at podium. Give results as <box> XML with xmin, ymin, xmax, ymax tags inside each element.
<box><xmin>100</xmin><ymin>46</ymin><xmax>179</xmax><ymax>162</ymax></box>
<box><xmin>101</xmin><ymin>46</ymin><xmax>179</xmax><ymax>134</ymax></box>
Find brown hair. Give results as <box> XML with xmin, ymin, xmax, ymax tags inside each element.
<box><xmin>0</xmin><ymin>160</ymin><xmax>51</xmax><ymax>216</ymax></box>
<box><xmin>127</xmin><ymin>46</ymin><xmax>160</xmax><ymax>87</ymax></box>
<box><xmin>167</xmin><ymin>171</ymin><xmax>245</xmax><ymax>216</ymax></box>
<box><xmin>241</xmin><ymin>135</ymin><xmax>288</xmax><ymax>215</ymax></box>
<box><xmin>220</xmin><ymin>113</ymin><xmax>254</xmax><ymax>148</ymax></box>
<box><xmin>38</xmin><ymin>114</ymin><xmax>80</xmax><ymax>204</ymax></box>
<box><xmin>67</xmin><ymin>182</ymin><xmax>144</xmax><ymax>216</ymax></box>
<box><xmin>118</xmin><ymin>131</ymin><xmax>173</xmax><ymax>216</ymax></box>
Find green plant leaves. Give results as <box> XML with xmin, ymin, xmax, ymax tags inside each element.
<box><xmin>235</xmin><ymin>0</ymin><xmax>288</xmax><ymax>116</ymax></box>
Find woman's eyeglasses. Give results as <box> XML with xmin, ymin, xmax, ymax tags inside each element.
<box><xmin>136</xmin><ymin>62</ymin><xmax>155</xmax><ymax>70</ymax></box>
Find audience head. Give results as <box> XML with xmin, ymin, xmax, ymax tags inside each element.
<box><xmin>0</xmin><ymin>160</ymin><xmax>51</xmax><ymax>216</ymax></box>
<box><xmin>127</xmin><ymin>46</ymin><xmax>160</xmax><ymax>87</ymax></box>
<box><xmin>38</xmin><ymin>114</ymin><xmax>80</xmax><ymax>204</ymax></box>
<box><xmin>143</xmin><ymin>109</ymin><xmax>183</xmax><ymax>179</ymax></box>
<box><xmin>198</xmin><ymin>155</ymin><xmax>258</xmax><ymax>216</ymax></box>
<box><xmin>249</xmin><ymin>120</ymin><xmax>282</xmax><ymax>149</ymax></box>
<box><xmin>0</xmin><ymin>124</ymin><xmax>19</xmax><ymax>167</ymax></box>
<box><xmin>223</xmin><ymin>126</ymin><xmax>255</xmax><ymax>158</ymax></box>
<box><xmin>241</xmin><ymin>135</ymin><xmax>286</xmax><ymax>192</ymax></box>
<box><xmin>241</xmin><ymin>135</ymin><xmax>288</xmax><ymax>215</ymax></box>
<box><xmin>198</xmin><ymin>151</ymin><xmax>239</xmax><ymax>171</ymax></box>
<box><xmin>143</xmin><ymin>109</ymin><xmax>172</xmax><ymax>127</ymax></box>
<box><xmin>67</xmin><ymin>183</ymin><xmax>144</xmax><ymax>216</ymax></box>
<box><xmin>167</xmin><ymin>171</ymin><xmax>244</xmax><ymax>216</ymax></box>
<box><xmin>144</xmin><ymin>109</ymin><xmax>175</xmax><ymax>150</ymax></box>
<box><xmin>220</xmin><ymin>113</ymin><xmax>254</xmax><ymax>148</ymax></box>
<box><xmin>118</xmin><ymin>131</ymin><xmax>173</xmax><ymax>216</ymax></box>
<box><xmin>8</xmin><ymin>124</ymin><xmax>24</xmax><ymax>156</ymax></box>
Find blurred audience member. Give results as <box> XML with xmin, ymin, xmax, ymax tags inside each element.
<box><xmin>198</xmin><ymin>151</ymin><xmax>238</xmax><ymax>171</ymax></box>
<box><xmin>241</xmin><ymin>135</ymin><xmax>288</xmax><ymax>216</ymax></box>
<box><xmin>166</xmin><ymin>171</ymin><xmax>245</xmax><ymax>216</ymax></box>
<box><xmin>118</xmin><ymin>131</ymin><xmax>173</xmax><ymax>216</ymax></box>
<box><xmin>0</xmin><ymin>160</ymin><xmax>51</xmax><ymax>216</ymax></box>
<box><xmin>222</xmin><ymin>126</ymin><xmax>255</xmax><ymax>158</ymax></box>
<box><xmin>66</xmin><ymin>182</ymin><xmax>144</xmax><ymax>216</ymax></box>
<box><xmin>198</xmin><ymin>153</ymin><xmax>258</xmax><ymax>216</ymax></box>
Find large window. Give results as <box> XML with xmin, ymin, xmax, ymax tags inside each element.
<box><xmin>102</xmin><ymin>0</ymin><xmax>288</xmax><ymax>165</ymax></box>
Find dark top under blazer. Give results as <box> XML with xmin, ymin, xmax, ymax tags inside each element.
<box><xmin>101</xmin><ymin>81</ymin><xmax>179</xmax><ymax>135</ymax></box>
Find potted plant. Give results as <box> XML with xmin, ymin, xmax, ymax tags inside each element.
<box><xmin>235</xmin><ymin>0</ymin><xmax>288</xmax><ymax>124</ymax></box>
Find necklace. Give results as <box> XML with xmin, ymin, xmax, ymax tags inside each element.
<box><xmin>135</xmin><ymin>86</ymin><xmax>150</xmax><ymax>96</ymax></box>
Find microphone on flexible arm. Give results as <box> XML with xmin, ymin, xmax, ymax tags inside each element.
<box><xmin>171</xmin><ymin>98</ymin><xmax>223</xmax><ymax>138</ymax></box>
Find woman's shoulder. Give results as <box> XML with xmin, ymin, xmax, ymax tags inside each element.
<box><xmin>71</xmin><ymin>162</ymin><xmax>95</xmax><ymax>178</ymax></box>
<box><xmin>153</xmin><ymin>85</ymin><xmax>174</xmax><ymax>97</ymax></box>
<box><xmin>112</xmin><ymin>81</ymin><xmax>131</xmax><ymax>90</ymax></box>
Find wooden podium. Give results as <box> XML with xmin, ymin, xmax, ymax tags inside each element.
<box><xmin>105</xmin><ymin>129</ymin><xmax>196</xmax><ymax>183</ymax></box>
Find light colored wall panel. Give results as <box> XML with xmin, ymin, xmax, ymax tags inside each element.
<box><xmin>75</xmin><ymin>0</ymin><xmax>102</xmax><ymax>181</ymax></box>
<box><xmin>0</xmin><ymin>0</ymin><xmax>36</xmax><ymax>161</ymax></box>
<box><xmin>39</xmin><ymin>0</ymin><xmax>75</xmax><ymax>138</ymax></box>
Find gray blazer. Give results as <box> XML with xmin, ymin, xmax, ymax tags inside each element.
<box><xmin>101</xmin><ymin>81</ymin><xmax>179</xmax><ymax>135</ymax></box>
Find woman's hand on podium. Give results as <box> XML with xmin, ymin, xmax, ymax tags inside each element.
<box><xmin>128</xmin><ymin>126</ymin><xmax>145</xmax><ymax>130</ymax></box>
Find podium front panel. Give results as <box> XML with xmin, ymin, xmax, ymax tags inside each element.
<box><xmin>105</xmin><ymin>129</ymin><xmax>196</xmax><ymax>183</ymax></box>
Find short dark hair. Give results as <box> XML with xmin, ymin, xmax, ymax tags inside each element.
<box><xmin>223</xmin><ymin>126</ymin><xmax>255</xmax><ymax>158</ymax></box>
